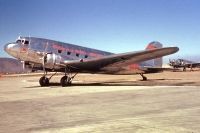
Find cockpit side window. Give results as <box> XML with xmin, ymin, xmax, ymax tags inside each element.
<box><xmin>21</xmin><ymin>39</ymin><xmax>29</xmax><ymax>46</ymax></box>
<box><xmin>24</xmin><ymin>40</ymin><xmax>29</xmax><ymax>45</ymax></box>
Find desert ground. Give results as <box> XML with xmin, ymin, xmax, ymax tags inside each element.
<box><xmin>0</xmin><ymin>71</ymin><xmax>200</xmax><ymax>133</ymax></box>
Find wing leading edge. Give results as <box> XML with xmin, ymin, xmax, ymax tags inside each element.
<box><xmin>60</xmin><ymin>47</ymin><xmax>179</xmax><ymax>73</ymax></box>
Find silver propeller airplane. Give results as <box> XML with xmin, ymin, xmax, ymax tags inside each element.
<box><xmin>4</xmin><ymin>36</ymin><xmax>179</xmax><ymax>87</ymax></box>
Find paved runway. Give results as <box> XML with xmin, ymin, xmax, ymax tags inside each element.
<box><xmin>0</xmin><ymin>71</ymin><xmax>200</xmax><ymax>133</ymax></box>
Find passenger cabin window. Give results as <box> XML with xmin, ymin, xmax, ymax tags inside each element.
<box><xmin>58</xmin><ymin>49</ymin><xmax>62</xmax><ymax>54</ymax></box>
<box><xmin>85</xmin><ymin>55</ymin><xmax>88</xmax><ymax>58</ymax></box>
<box><xmin>76</xmin><ymin>53</ymin><xmax>79</xmax><ymax>57</ymax></box>
<box><xmin>67</xmin><ymin>51</ymin><xmax>71</xmax><ymax>55</ymax></box>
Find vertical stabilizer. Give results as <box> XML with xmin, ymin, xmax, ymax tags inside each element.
<box><xmin>145</xmin><ymin>41</ymin><xmax>163</xmax><ymax>67</ymax></box>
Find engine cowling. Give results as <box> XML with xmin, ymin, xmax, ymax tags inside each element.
<box><xmin>44</xmin><ymin>53</ymin><xmax>63</xmax><ymax>69</ymax></box>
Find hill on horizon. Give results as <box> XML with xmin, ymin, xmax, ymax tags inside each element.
<box><xmin>0</xmin><ymin>57</ymin><xmax>25</xmax><ymax>74</ymax></box>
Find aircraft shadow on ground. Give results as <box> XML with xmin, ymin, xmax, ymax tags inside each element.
<box><xmin>24</xmin><ymin>78</ymin><xmax>198</xmax><ymax>88</ymax></box>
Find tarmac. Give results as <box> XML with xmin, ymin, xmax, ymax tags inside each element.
<box><xmin>0</xmin><ymin>71</ymin><xmax>200</xmax><ymax>133</ymax></box>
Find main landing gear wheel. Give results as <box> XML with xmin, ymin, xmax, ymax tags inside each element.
<box><xmin>39</xmin><ymin>76</ymin><xmax>49</xmax><ymax>86</ymax></box>
<box><xmin>60</xmin><ymin>76</ymin><xmax>72</xmax><ymax>87</ymax></box>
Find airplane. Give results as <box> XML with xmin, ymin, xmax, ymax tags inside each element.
<box><xmin>169</xmin><ymin>58</ymin><xmax>200</xmax><ymax>71</ymax></box>
<box><xmin>4</xmin><ymin>36</ymin><xmax>179</xmax><ymax>87</ymax></box>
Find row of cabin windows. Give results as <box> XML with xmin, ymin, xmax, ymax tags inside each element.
<box><xmin>57</xmin><ymin>50</ymin><xmax>88</xmax><ymax>58</ymax></box>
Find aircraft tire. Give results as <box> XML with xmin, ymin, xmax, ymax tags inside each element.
<box><xmin>143</xmin><ymin>76</ymin><xmax>147</xmax><ymax>81</ymax></box>
<box><xmin>60</xmin><ymin>76</ymin><xmax>71</xmax><ymax>87</ymax></box>
<box><xmin>39</xmin><ymin>76</ymin><xmax>49</xmax><ymax>87</ymax></box>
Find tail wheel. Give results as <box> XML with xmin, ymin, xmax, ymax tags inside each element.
<box><xmin>39</xmin><ymin>76</ymin><xmax>49</xmax><ymax>86</ymax></box>
<box><xmin>140</xmin><ymin>73</ymin><xmax>147</xmax><ymax>81</ymax></box>
<box><xmin>60</xmin><ymin>76</ymin><xmax>71</xmax><ymax>87</ymax></box>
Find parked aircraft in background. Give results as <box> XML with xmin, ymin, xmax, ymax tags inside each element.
<box><xmin>169</xmin><ymin>59</ymin><xmax>200</xmax><ymax>71</ymax></box>
<box><xmin>4</xmin><ymin>36</ymin><xmax>179</xmax><ymax>87</ymax></box>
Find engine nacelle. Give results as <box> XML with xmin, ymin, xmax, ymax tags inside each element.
<box><xmin>44</xmin><ymin>53</ymin><xmax>63</xmax><ymax>69</ymax></box>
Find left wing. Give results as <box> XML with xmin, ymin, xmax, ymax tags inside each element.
<box><xmin>60</xmin><ymin>47</ymin><xmax>179</xmax><ymax>72</ymax></box>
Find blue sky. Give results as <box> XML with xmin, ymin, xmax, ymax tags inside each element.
<box><xmin>1</xmin><ymin>0</ymin><xmax>200</xmax><ymax>60</ymax></box>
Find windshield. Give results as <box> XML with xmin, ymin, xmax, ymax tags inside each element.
<box><xmin>16</xmin><ymin>39</ymin><xmax>29</xmax><ymax>46</ymax></box>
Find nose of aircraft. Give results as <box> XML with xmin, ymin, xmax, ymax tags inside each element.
<box><xmin>4</xmin><ymin>43</ymin><xmax>19</xmax><ymax>57</ymax></box>
<box><xmin>4</xmin><ymin>43</ymin><xmax>15</xmax><ymax>53</ymax></box>
<box><xmin>4</xmin><ymin>43</ymin><xmax>10</xmax><ymax>53</ymax></box>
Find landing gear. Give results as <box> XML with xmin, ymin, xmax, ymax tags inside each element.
<box><xmin>60</xmin><ymin>76</ymin><xmax>72</xmax><ymax>87</ymax></box>
<box><xmin>183</xmin><ymin>66</ymin><xmax>186</xmax><ymax>71</ymax></box>
<box><xmin>60</xmin><ymin>67</ymin><xmax>78</xmax><ymax>87</ymax></box>
<box><xmin>140</xmin><ymin>73</ymin><xmax>147</xmax><ymax>81</ymax></box>
<box><xmin>39</xmin><ymin>76</ymin><xmax>49</xmax><ymax>86</ymax></box>
<box><xmin>38</xmin><ymin>65</ymin><xmax>78</xmax><ymax>87</ymax></box>
<box><xmin>39</xmin><ymin>66</ymin><xmax>57</xmax><ymax>86</ymax></box>
<box><xmin>39</xmin><ymin>55</ymin><xmax>50</xmax><ymax>87</ymax></box>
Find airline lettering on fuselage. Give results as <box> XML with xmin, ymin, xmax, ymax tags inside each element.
<box><xmin>52</xmin><ymin>44</ymin><xmax>103</xmax><ymax>57</ymax></box>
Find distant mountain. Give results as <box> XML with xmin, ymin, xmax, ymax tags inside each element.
<box><xmin>0</xmin><ymin>58</ymin><xmax>25</xmax><ymax>74</ymax></box>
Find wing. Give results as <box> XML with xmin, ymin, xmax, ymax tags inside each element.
<box><xmin>60</xmin><ymin>47</ymin><xmax>179</xmax><ymax>72</ymax></box>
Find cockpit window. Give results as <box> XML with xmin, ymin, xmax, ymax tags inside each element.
<box><xmin>16</xmin><ymin>39</ymin><xmax>29</xmax><ymax>45</ymax></box>
<box><xmin>16</xmin><ymin>39</ymin><xmax>21</xmax><ymax>43</ymax></box>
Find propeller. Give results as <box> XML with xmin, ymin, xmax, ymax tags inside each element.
<box><xmin>41</xmin><ymin>42</ymin><xmax>49</xmax><ymax>73</ymax></box>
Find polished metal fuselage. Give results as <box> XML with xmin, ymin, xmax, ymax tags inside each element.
<box><xmin>4</xmin><ymin>36</ymin><xmax>161</xmax><ymax>74</ymax></box>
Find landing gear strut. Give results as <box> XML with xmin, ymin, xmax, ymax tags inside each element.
<box><xmin>183</xmin><ymin>66</ymin><xmax>186</xmax><ymax>71</ymax></box>
<box><xmin>140</xmin><ymin>73</ymin><xmax>147</xmax><ymax>81</ymax></box>
<box><xmin>39</xmin><ymin>55</ymin><xmax>50</xmax><ymax>87</ymax></box>
<box><xmin>39</xmin><ymin>59</ymin><xmax>77</xmax><ymax>87</ymax></box>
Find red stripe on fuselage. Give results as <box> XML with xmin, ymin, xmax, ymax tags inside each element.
<box><xmin>129</xmin><ymin>64</ymin><xmax>140</xmax><ymax>70</ymax></box>
<box><xmin>52</xmin><ymin>44</ymin><xmax>65</xmax><ymax>51</ymax></box>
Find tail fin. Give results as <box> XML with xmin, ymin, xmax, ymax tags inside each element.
<box><xmin>145</xmin><ymin>41</ymin><xmax>162</xmax><ymax>50</ymax></box>
<box><xmin>145</xmin><ymin>41</ymin><xmax>163</xmax><ymax>67</ymax></box>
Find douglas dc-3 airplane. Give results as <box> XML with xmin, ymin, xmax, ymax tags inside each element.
<box><xmin>4</xmin><ymin>36</ymin><xmax>179</xmax><ymax>87</ymax></box>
